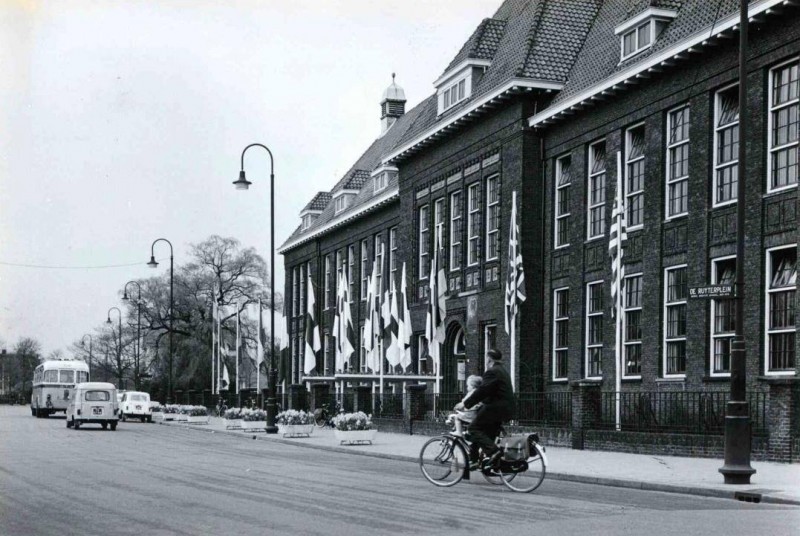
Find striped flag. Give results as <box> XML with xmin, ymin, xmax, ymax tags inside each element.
<box><xmin>425</xmin><ymin>229</ymin><xmax>446</xmax><ymax>369</ymax></box>
<box><xmin>397</xmin><ymin>262</ymin><xmax>413</xmax><ymax>370</ymax></box>
<box><xmin>333</xmin><ymin>271</ymin><xmax>356</xmax><ymax>371</ymax></box>
<box><xmin>304</xmin><ymin>272</ymin><xmax>321</xmax><ymax>374</ymax></box>
<box><xmin>504</xmin><ymin>191</ymin><xmax>526</xmax><ymax>334</ymax></box>
<box><xmin>386</xmin><ymin>275</ymin><xmax>401</xmax><ymax>367</ymax></box>
<box><xmin>609</xmin><ymin>152</ymin><xmax>627</xmax><ymax>319</ymax></box>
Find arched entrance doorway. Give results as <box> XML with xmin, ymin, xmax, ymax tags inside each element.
<box><xmin>442</xmin><ymin>323</ymin><xmax>465</xmax><ymax>407</ymax></box>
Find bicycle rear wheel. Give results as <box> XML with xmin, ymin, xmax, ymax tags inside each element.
<box><xmin>419</xmin><ymin>436</ymin><xmax>467</xmax><ymax>487</ymax></box>
<box><xmin>499</xmin><ymin>444</ymin><xmax>546</xmax><ymax>493</ymax></box>
<box><xmin>314</xmin><ymin>409</ymin><xmax>327</xmax><ymax>427</ymax></box>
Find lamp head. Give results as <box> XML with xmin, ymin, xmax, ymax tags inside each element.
<box><xmin>233</xmin><ymin>170</ymin><xmax>251</xmax><ymax>190</ymax></box>
<box><xmin>106</xmin><ymin>318</ymin><xmax>112</xmax><ymax>325</ymax></box>
<box><xmin>147</xmin><ymin>256</ymin><xmax>158</xmax><ymax>268</ymax></box>
<box><xmin>122</xmin><ymin>291</ymin><xmax>129</xmax><ymax>301</ymax></box>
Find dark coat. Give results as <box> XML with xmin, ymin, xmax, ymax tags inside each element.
<box><xmin>462</xmin><ymin>362</ymin><xmax>515</xmax><ymax>420</ymax></box>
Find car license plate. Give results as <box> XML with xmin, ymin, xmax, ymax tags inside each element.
<box><xmin>135</xmin><ymin>405</ymin><xmax>142</xmax><ymax>410</ymax></box>
<box><xmin>92</xmin><ymin>407</ymin><xmax>103</xmax><ymax>415</ymax></box>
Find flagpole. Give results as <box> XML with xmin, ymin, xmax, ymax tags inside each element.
<box><xmin>615</xmin><ymin>151</ymin><xmax>623</xmax><ymax>431</ymax></box>
<box><xmin>257</xmin><ymin>299</ymin><xmax>262</xmax><ymax>396</ymax></box>
<box><xmin>211</xmin><ymin>297</ymin><xmax>216</xmax><ymax>396</ymax></box>
<box><xmin>510</xmin><ymin>191</ymin><xmax>517</xmax><ymax>391</ymax></box>
<box><xmin>236</xmin><ymin>301</ymin><xmax>240</xmax><ymax>397</ymax></box>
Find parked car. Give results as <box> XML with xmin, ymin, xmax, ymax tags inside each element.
<box><xmin>119</xmin><ymin>391</ymin><xmax>152</xmax><ymax>423</ymax></box>
<box><xmin>66</xmin><ymin>382</ymin><xmax>119</xmax><ymax>430</ymax></box>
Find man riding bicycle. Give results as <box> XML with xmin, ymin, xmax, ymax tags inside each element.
<box><xmin>454</xmin><ymin>348</ymin><xmax>515</xmax><ymax>470</ymax></box>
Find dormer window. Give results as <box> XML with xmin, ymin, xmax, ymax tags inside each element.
<box><xmin>434</xmin><ymin>59</ymin><xmax>489</xmax><ymax>116</ymax></box>
<box><xmin>301</xmin><ymin>214</ymin><xmax>314</xmax><ymax>230</ymax></box>
<box><xmin>443</xmin><ymin>78</ymin><xmax>466</xmax><ymax>111</ymax></box>
<box><xmin>332</xmin><ymin>189</ymin><xmax>358</xmax><ymax>214</ymax></box>
<box><xmin>615</xmin><ymin>7</ymin><xmax>677</xmax><ymax>61</ymax></box>
<box><xmin>371</xmin><ymin>165</ymin><xmax>398</xmax><ymax>193</ymax></box>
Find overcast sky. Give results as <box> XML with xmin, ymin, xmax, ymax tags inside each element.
<box><xmin>0</xmin><ymin>0</ymin><xmax>498</xmax><ymax>356</ymax></box>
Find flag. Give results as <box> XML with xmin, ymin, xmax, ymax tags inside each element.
<box><xmin>505</xmin><ymin>191</ymin><xmax>527</xmax><ymax>334</ymax></box>
<box><xmin>304</xmin><ymin>272</ymin><xmax>321</xmax><ymax>374</ymax></box>
<box><xmin>333</xmin><ymin>271</ymin><xmax>356</xmax><ymax>372</ymax></box>
<box><xmin>397</xmin><ymin>262</ymin><xmax>413</xmax><ymax>369</ymax></box>
<box><xmin>363</xmin><ymin>273</ymin><xmax>374</xmax><ymax>360</ymax></box>
<box><xmin>609</xmin><ymin>152</ymin><xmax>627</xmax><ymax>319</ymax></box>
<box><xmin>368</xmin><ymin>260</ymin><xmax>381</xmax><ymax>372</ymax></box>
<box><xmin>425</xmin><ymin>229</ymin><xmax>446</xmax><ymax>369</ymax></box>
<box><xmin>277</xmin><ymin>307</ymin><xmax>291</xmax><ymax>384</ymax></box>
<box><xmin>386</xmin><ymin>275</ymin><xmax>401</xmax><ymax>367</ymax></box>
<box><xmin>220</xmin><ymin>362</ymin><xmax>230</xmax><ymax>391</ymax></box>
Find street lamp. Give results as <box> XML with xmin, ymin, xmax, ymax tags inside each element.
<box><xmin>235</xmin><ymin>143</ymin><xmax>278</xmax><ymax>434</ymax></box>
<box><xmin>106</xmin><ymin>307</ymin><xmax>122</xmax><ymax>387</ymax></box>
<box><xmin>80</xmin><ymin>334</ymin><xmax>93</xmax><ymax>380</ymax></box>
<box><xmin>147</xmin><ymin>238</ymin><xmax>174</xmax><ymax>404</ymax></box>
<box><xmin>123</xmin><ymin>281</ymin><xmax>143</xmax><ymax>390</ymax></box>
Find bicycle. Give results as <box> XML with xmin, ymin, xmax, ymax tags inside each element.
<box><xmin>418</xmin><ymin>411</ymin><xmax>547</xmax><ymax>493</ymax></box>
<box><xmin>313</xmin><ymin>401</ymin><xmax>342</xmax><ymax>427</ymax></box>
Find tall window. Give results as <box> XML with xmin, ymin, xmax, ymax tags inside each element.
<box><xmin>324</xmin><ymin>255</ymin><xmax>332</xmax><ymax>309</ymax></box>
<box><xmin>711</xmin><ymin>257</ymin><xmax>736</xmax><ymax>375</ymax></box>
<box><xmin>434</xmin><ymin>198</ymin><xmax>446</xmax><ymax>250</ymax></box>
<box><xmin>360</xmin><ymin>325</ymin><xmax>367</xmax><ymax>373</ymax></box>
<box><xmin>418</xmin><ymin>335</ymin><xmax>430</xmax><ymax>374</ymax></box>
<box><xmin>450</xmin><ymin>191</ymin><xmax>463</xmax><ymax>271</ymax></box>
<box><xmin>714</xmin><ymin>84</ymin><xmax>739</xmax><ymax>206</ymax></box>
<box><xmin>483</xmin><ymin>324</ymin><xmax>497</xmax><ymax>371</ymax></box>
<box><xmin>666</xmin><ymin>105</ymin><xmax>690</xmax><ymax>218</ymax></box>
<box><xmin>360</xmin><ymin>239</ymin><xmax>369</xmax><ymax>300</ymax></box>
<box><xmin>389</xmin><ymin>226</ymin><xmax>398</xmax><ymax>284</ymax></box>
<box><xmin>485</xmin><ymin>174</ymin><xmax>500</xmax><ymax>261</ymax></box>
<box><xmin>336</xmin><ymin>250</ymin><xmax>344</xmax><ymax>280</ymax></box>
<box><xmin>769</xmin><ymin>59</ymin><xmax>799</xmax><ymax>192</ymax></box>
<box><xmin>664</xmin><ymin>266</ymin><xmax>687</xmax><ymax>376</ymax></box>
<box><xmin>374</xmin><ymin>233</ymin><xmax>385</xmax><ymax>296</ymax></box>
<box><xmin>555</xmin><ymin>155</ymin><xmax>572</xmax><ymax>248</ymax></box>
<box><xmin>348</xmin><ymin>245</ymin><xmax>355</xmax><ymax>296</ymax></box>
<box><xmin>586</xmin><ymin>282</ymin><xmax>603</xmax><ymax>379</ymax></box>
<box><xmin>588</xmin><ymin>141</ymin><xmax>607</xmax><ymax>239</ymax></box>
<box><xmin>419</xmin><ymin>205</ymin><xmax>430</xmax><ymax>278</ymax></box>
<box><xmin>467</xmin><ymin>183</ymin><xmax>481</xmax><ymax>266</ymax></box>
<box><xmin>292</xmin><ymin>266</ymin><xmax>300</xmax><ymax>317</ymax></box>
<box><xmin>553</xmin><ymin>288</ymin><xmax>569</xmax><ymax>380</ymax></box>
<box><xmin>624</xmin><ymin>274</ymin><xmax>642</xmax><ymax>376</ymax></box>
<box><xmin>625</xmin><ymin>124</ymin><xmax>645</xmax><ymax>228</ymax></box>
<box><xmin>299</xmin><ymin>264</ymin><xmax>306</xmax><ymax>314</ymax></box>
<box><xmin>766</xmin><ymin>246</ymin><xmax>796</xmax><ymax>374</ymax></box>
<box><xmin>323</xmin><ymin>334</ymin><xmax>331</xmax><ymax>375</ymax></box>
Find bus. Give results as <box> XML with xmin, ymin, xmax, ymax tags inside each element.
<box><xmin>31</xmin><ymin>360</ymin><xmax>90</xmax><ymax>418</ymax></box>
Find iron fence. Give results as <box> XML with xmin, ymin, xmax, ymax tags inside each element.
<box><xmin>597</xmin><ymin>390</ymin><xmax>768</xmax><ymax>435</ymax></box>
<box><xmin>516</xmin><ymin>391</ymin><xmax>572</xmax><ymax>427</ymax></box>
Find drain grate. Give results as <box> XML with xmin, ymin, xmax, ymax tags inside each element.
<box><xmin>734</xmin><ymin>491</ymin><xmax>762</xmax><ymax>503</ymax></box>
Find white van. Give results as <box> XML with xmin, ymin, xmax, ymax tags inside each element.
<box><xmin>119</xmin><ymin>391</ymin><xmax>152</xmax><ymax>422</ymax></box>
<box><xmin>67</xmin><ymin>382</ymin><xmax>119</xmax><ymax>431</ymax></box>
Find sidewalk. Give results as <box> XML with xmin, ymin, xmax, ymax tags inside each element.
<box><xmin>163</xmin><ymin>417</ymin><xmax>800</xmax><ymax>506</ymax></box>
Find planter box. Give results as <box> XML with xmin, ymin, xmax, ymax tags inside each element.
<box><xmin>278</xmin><ymin>424</ymin><xmax>314</xmax><ymax>438</ymax></box>
<box><xmin>334</xmin><ymin>429</ymin><xmax>377</xmax><ymax>445</ymax></box>
<box><xmin>152</xmin><ymin>412</ymin><xmax>165</xmax><ymax>422</ymax></box>
<box><xmin>242</xmin><ymin>420</ymin><xmax>267</xmax><ymax>432</ymax></box>
<box><xmin>163</xmin><ymin>413</ymin><xmax>178</xmax><ymax>421</ymax></box>
<box><xmin>176</xmin><ymin>413</ymin><xmax>189</xmax><ymax>422</ymax></box>
<box><xmin>187</xmin><ymin>415</ymin><xmax>209</xmax><ymax>424</ymax></box>
<box><xmin>225</xmin><ymin>419</ymin><xmax>244</xmax><ymax>430</ymax></box>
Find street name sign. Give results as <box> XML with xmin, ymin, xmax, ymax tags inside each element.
<box><xmin>688</xmin><ymin>284</ymin><xmax>734</xmax><ymax>299</ymax></box>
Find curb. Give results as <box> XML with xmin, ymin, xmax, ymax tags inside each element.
<box><xmin>160</xmin><ymin>421</ymin><xmax>800</xmax><ymax>506</ymax></box>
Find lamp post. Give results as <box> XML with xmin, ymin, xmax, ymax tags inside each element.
<box><xmin>234</xmin><ymin>143</ymin><xmax>278</xmax><ymax>434</ymax></box>
<box><xmin>147</xmin><ymin>239</ymin><xmax>174</xmax><ymax>404</ymax></box>
<box><xmin>123</xmin><ymin>281</ymin><xmax>143</xmax><ymax>390</ymax></box>
<box><xmin>80</xmin><ymin>334</ymin><xmax>93</xmax><ymax>380</ymax></box>
<box><xmin>106</xmin><ymin>307</ymin><xmax>122</xmax><ymax>388</ymax></box>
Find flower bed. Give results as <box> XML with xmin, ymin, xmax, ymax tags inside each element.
<box><xmin>332</xmin><ymin>411</ymin><xmax>376</xmax><ymax>445</ymax></box>
<box><xmin>183</xmin><ymin>405</ymin><xmax>209</xmax><ymax>424</ymax></box>
<box><xmin>275</xmin><ymin>409</ymin><xmax>314</xmax><ymax>437</ymax></box>
<box><xmin>162</xmin><ymin>404</ymin><xmax>180</xmax><ymax>421</ymax></box>
<box><xmin>224</xmin><ymin>408</ymin><xmax>266</xmax><ymax>431</ymax></box>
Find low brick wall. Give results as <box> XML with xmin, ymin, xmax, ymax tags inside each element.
<box><xmin>583</xmin><ymin>430</ymin><xmax>770</xmax><ymax>460</ymax></box>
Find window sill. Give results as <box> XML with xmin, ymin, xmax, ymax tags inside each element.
<box><xmin>763</xmin><ymin>185</ymin><xmax>798</xmax><ymax>198</ymax></box>
<box><xmin>703</xmin><ymin>375</ymin><xmax>731</xmax><ymax>382</ymax></box>
<box><xmin>621</xmin><ymin>377</ymin><xmax>642</xmax><ymax>383</ymax></box>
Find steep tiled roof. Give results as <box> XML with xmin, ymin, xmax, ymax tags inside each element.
<box><xmin>342</xmin><ymin>169</ymin><xmax>371</xmax><ymax>190</ymax></box>
<box><xmin>550</xmin><ymin>0</ymin><xmax>739</xmax><ymax>106</ymax></box>
<box><xmin>302</xmin><ymin>192</ymin><xmax>332</xmax><ymax>213</ymax></box>
<box><xmin>441</xmin><ymin>18</ymin><xmax>508</xmax><ymax>76</ymax></box>
<box><xmin>393</xmin><ymin>0</ymin><xmax>602</xmax><ymax>150</ymax></box>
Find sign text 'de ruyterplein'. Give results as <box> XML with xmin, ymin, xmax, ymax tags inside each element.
<box><xmin>688</xmin><ymin>285</ymin><xmax>734</xmax><ymax>299</ymax></box>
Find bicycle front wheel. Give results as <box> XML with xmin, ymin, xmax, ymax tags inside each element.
<box><xmin>419</xmin><ymin>436</ymin><xmax>467</xmax><ymax>487</ymax></box>
<box><xmin>314</xmin><ymin>409</ymin><xmax>327</xmax><ymax>427</ymax></box>
<box><xmin>500</xmin><ymin>444</ymin><xmax>546</xmax><ymax>493</ymax></box>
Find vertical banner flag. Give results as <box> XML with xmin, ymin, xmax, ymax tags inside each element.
<box><xmin>333</xmin><ymin>271</ymin><xmax>356</xmax><ymax>372</ymax></box>
<box><xmin>220</xmin><ymin>362</ymin><xmax>230</xmax><ymax>391</ymax></box>
<box><xmin>368</xmin><ymin>259</ymin><xmax>380</xmax><ymax>372</ymax></box>
<box><xmin>397</xmin><ymin>262</ymin><xmax>413</xmax><ymax>369</ymax></box>
<box><xmin>386</xmin><ymin>275</ymin><xmax>401</xmax><ymax>367</ymax></box>
<box><xmin>304</xmin><ymin>272</ymin><xmax>321</xmax><ymax>375</ymax></box>
<box><xmin>277</xmin><ymin>305</ymin><xmax>291</xmax><ymax>384</ymax></box>
<box><xmin>504</xmin><ymin>191</ymin><xmax>527</xmax><ymax>390</ymax></box>
<box><xmin>363</xmin><ymin>273</ymin><xmax>374</xmax><ymax>366</ymax></box>
<box><xmin>609</xmin><ymin>151</ymin><xmax>628</xmax><ymax>430</ymax></box>
<box><xmin>425</xmin><ymin>228</ymin><xmax>447</xmax><ymax>370</ymax></box>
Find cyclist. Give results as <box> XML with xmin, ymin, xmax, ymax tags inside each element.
<box><xmin>454</xmin><ymin>348</ymin><xmax>515</xmax><ymax>470</ymax></box>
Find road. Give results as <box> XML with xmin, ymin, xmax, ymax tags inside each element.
<box><xmin>0</xmin><ymin>405</ymin><xmax>797</xmax><ymax>536</ymax></box>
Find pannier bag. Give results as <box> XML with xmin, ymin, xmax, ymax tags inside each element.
<box><xmin>502</xmin><ymin>435</ymin><xmax>530</xmax><ymax>461</ymax></box>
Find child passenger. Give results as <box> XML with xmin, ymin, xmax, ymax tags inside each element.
<box><xmin>457</xmin><ymin>375</ymin><xmax>484</xmax><ymax>424</ymax></box>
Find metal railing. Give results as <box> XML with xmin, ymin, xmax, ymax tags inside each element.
<box><xmin>516</xmin><ymin>391</ymin><xmax>572</xmax><ymax>427</ymax></box>
<box><xmin>597</xmin><ymin>390</ymin><xmax>767</xmax><ymax>435</ymax></box>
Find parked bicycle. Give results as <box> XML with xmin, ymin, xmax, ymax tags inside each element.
<box><xmin>418</xmin><ymin>410</ymin><xmax>547</xmax><ymax>493</ymax></box>
<box><xmin>313</xmin><ymin>401</ymin><xmax>343</xmax><ymax>427</ymax></box>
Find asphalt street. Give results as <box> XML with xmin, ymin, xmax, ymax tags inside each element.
<box><xmin>0</xmin><ymin>406</ymin><xmax>797</xmax><ymax>536</ymax></box>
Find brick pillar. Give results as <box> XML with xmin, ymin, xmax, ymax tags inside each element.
<box><xmin>187</xmin><ymin>390</ymin><xmax>195</xmax><ymax>405</ymax></box>
<box><xmin>174</xmin><ymin>390</ymin><xmax>184</xmax><ymax>405</ymax></box>
<box><xmin>405</xmin><ymin>384</ymin><xmax>427</xmax><ymax>421</ymax></box>
<box><xmin>354</xmin><ymin>386</ymin><xmax>372</xmax><ymax>414</ymax></box>
<box><xmin>203</xmin><ymin>389</ymin><xmax>211</xmax><ymax>408</ymax></box>
<box><xmin>311</xmin><ymin>383</ymin><xmax>330</xmax><ymax>410</ymax></box>
<box><xmin>288</xmin><ymin>384</ymin><xmax>307</xmax><ymax>411</ymax></box>
<box><xmin>764</xmin><ymin>378</ymin><xmax>799</xmax><ymax>463</ymax></box>
<box><xmin>570</xmin><ymin>380</ymin><xmax>602</xmax><ymax>450</ymax></box>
